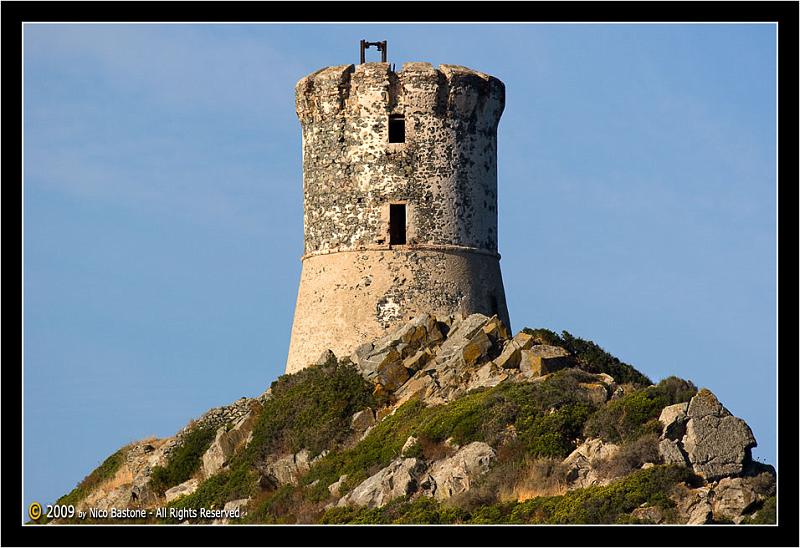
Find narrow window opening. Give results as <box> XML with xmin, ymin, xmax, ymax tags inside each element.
<box><xmin>389</xmin><ymin>204</ymin><xmax>406</xmax><ymax>245</ymax></box>
<box><xmin>388</xmin><ymin>115</ymin><xmax>405</xmax><ymax>143</ymax></box>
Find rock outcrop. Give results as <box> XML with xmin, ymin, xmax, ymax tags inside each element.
<box><xmin>422</xmin><ymin>442</ymin><xmax>496</xmax><ymax>500</ymax></box>
<box><xmin>53</xmin><ymin>312</ymin><xmax>773</xmax><ymax>526</ymax></box>
<box><xmin>657</xmin><ymin>389</ymin><xmax>756</xmax><ymax>482</ymax></box>
<box><xmin>337</xmin><ymin>458</ymin><xmax>428</xmax><ymax>508</ymax></box>
<box><xmin>562</xmin><ymin>438</ymin><xmax>620</xmax><ymax>489</ymax></box>
<box><xmin>202</xmin><ymin>410</ymin><xmax>258</xmax><ymax>478</ymax></box>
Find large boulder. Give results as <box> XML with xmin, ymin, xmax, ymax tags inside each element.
<box><xmin>519</xmin><ymin>345</ymin><xmax>572</xmax><ymax>378</ymax></box>
<box><xmin>423</xmin><ymin>442</ymin><xmax>496</xmax><ymax>500</ymax></box>
<box><xmin>337</xmin><ymin>458</ymin><xmax>427</xmax><ymax>508</ymax></box>
<box><xmin>681</xmin><ymin>390</ymin><xmax>756</xmax><ymax>481</ymax></box>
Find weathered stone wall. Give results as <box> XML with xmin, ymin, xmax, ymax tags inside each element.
<box><xmin>286</xmin><ymin>61</ymin><xmax>509</xmax><ymax>374</ymax></box>
<box><xmin>286</xmin><ymin>249</ymin><xmax>509</xmax><ymax>373</ymax></box>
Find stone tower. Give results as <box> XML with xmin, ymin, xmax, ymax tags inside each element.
<box><xmin>285</xmin><ymin>58</ymin><xmax>510</xmax><ymax>374</ymax></box>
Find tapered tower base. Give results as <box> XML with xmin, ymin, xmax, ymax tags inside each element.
<box><xmin>285</xmin><ymin>247</ymin><xmax>509</xmax><ymax>374</ymax></box>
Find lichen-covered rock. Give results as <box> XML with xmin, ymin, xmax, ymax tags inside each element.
<box><xmin>435</xmin><ymin>314</ymin><xmax>492</xmax><ymax>361</ymax></box>
<box><xmin>658</xmin><ymin>438</ymin><xmax>688</xmax><ymax>466</ymax></box>
<box><xmin>393</xmin><ymin>371</ymin><xmax>437</xmax><ymax>407</ymax></box>
<box><xmin>681</xmin><ymin>390</ymin><xmax>756</xmax><ymax>481</ymax></box>
<box><xmin>518</xmin><ymin>345</ymin><xmax>571</xmax><ymax>378</ymax></box>
<box><xmin>337</xmin><ymin>458</ymin><xmax>427</xmax><ymax>508</ymax></box>
<box><xmin>482</xmin><ymin>315</ymin><xmax>510</xmax><ymax>343</ymax></box>
<box><xmin>686</xmin><ymin>388</ymin><xmax>728</xmax><ymax>419</ymax></box>
<box><xmin>423</xmin><ymin>442</ymin><xmax>496</xmax><ymax>500</ymax></box>
<box><xmin>164</xmin><ymin>478</ymin><xmax>200</xmax><ymax>503</ymax></box>
<box><xmin>577</xmin><ymin>382</ymin><xmax>609</xmax><ymax>406</ymax></box>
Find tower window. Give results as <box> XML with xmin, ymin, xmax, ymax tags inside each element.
<box><xmin>388</xmin><ymin>115</ymin><xmax>405</xmax><ymax>143</ymax></box>
<box><xmin>389</xmin><ymin>204</ymin><xmax>406</xmax><ymax>245</ymax></box>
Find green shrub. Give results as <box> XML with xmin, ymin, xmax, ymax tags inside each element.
<box><xmin>164</xmin><ymin>361</ymin><xmax>374</xmax><ymax>516</ymax></box>
<box><xmin>149</xmin><ymin>426</ymin><xmax>216</xmax><ymax>495</ymax></box>
<box><xmin>246</xmin><ymin>361</ymin><xmax>375</xmax><ymax>462</ymax></box>
<box><xmin>583</xmin><ymin>377</ymin><xmax>697</xmax><ymax>444</ymax></box>
<box><xmin>162</xmin><ymin>465</ymin><xmax>257</xmax><ymax>522</ymax></box>
<box><xmin>303</xmin><ymin>370</ymin><xmax>604</xmax><ymax>503</ymax></box>
<box><xmin>509</xmin><ymin>465</ymin><xmax>696</xmax><ymax>524</ymax></box>
<box><xmin>522</xmin><ymin>328</ymin><xmax>651</xmax><ymax>386</ymax></box>
<box><xmin>56</xmin><ymin>447</ymin><xmax>127</xmax><ymax>508</ymax></box>
<box><xmin>318</xmin><ymin>466</ymin><xmax>696</xmax><ymax>524</ymax></box>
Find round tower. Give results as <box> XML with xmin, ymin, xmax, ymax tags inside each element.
<box><xmin>285</xmin><ymin>59</ymin><xmax>510</xmax><ymax>374</ymax></box>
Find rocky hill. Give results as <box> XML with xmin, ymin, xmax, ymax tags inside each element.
<box><xmin>45</xmin><ymin>313</ymin><xmax>775</xmax><ymax>525</ymax></box>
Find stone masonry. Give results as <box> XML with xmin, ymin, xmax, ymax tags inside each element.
<box><xmin>286</xmin><ymin>60</ymin><xmax>510</xmax><ymax>373</ymax></box>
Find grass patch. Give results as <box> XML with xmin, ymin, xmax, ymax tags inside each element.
<box><xmin>149</xmin><ymin>425</ymin><xmax>216</xmax><ymax>495</ymax></box>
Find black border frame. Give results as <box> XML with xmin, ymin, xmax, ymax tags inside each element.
<box><xmin>3</xmin><ymin>2</ymin><xmax>797</xmax><ymax>546</ymax></box>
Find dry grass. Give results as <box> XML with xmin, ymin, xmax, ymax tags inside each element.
<box><xmin>504</xmin><ymin>457</ymin><xmax>569</xmax><ymax>502</ymax></box>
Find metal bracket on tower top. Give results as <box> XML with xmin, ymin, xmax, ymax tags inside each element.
<box><xmin>360</xmin><ymin>40</ymin><xmax>387</xmax><ymax>63</ymax></box>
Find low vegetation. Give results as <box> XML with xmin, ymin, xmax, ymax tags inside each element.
<box><xmin>583</xmin><ymin>376</ymin><xmax>697</xmax><ymax>444</ymax></box>
<box><xmin>320</xmin><ymin>465</ymin><xmax>697</xmax><ymax>524</ymax></box>
<box><xmin>301</xmin><ymin>368</ymin><xmax>604</xmax><ymax>502</ymax></box>
<box><xmin>56</xmin><ymin>326</ymin><xmax>744</xmax><ymax>525</ymax></box>
<box><xmin>162</xmin><ymin>360</ymin><xmax>375</xmax><ymax>520</ymax></box>
<box><xmin>149</xmin><ymin>426</ymin><xmax>216</xmax><ymax>495</ymax></box>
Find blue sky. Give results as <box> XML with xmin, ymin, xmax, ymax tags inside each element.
<box><xmin>23</xmin><ymin>23</ymin><xmax>777</xmax><ymax>511</ymax></box>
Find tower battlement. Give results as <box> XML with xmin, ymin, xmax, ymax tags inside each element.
<box><xmin>295</xmin><ymin>62</ymin><xmax>504</xmax><ymax>127</ymax></box>
<box><xmin>286</xmin><ymin>57</ymin><xmax>510</xmax><ymax>374</ymax></box>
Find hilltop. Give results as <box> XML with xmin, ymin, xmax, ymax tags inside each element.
<box><xmin>45</xmin><ymin>313</ymin><xmax>775</xmax><ymax>525</ymax></box>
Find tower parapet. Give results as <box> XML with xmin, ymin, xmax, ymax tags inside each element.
<box><xmin>286</xmin><ymin>60</ymin><xmax>510</xmax><ymax>374</ymax></box>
